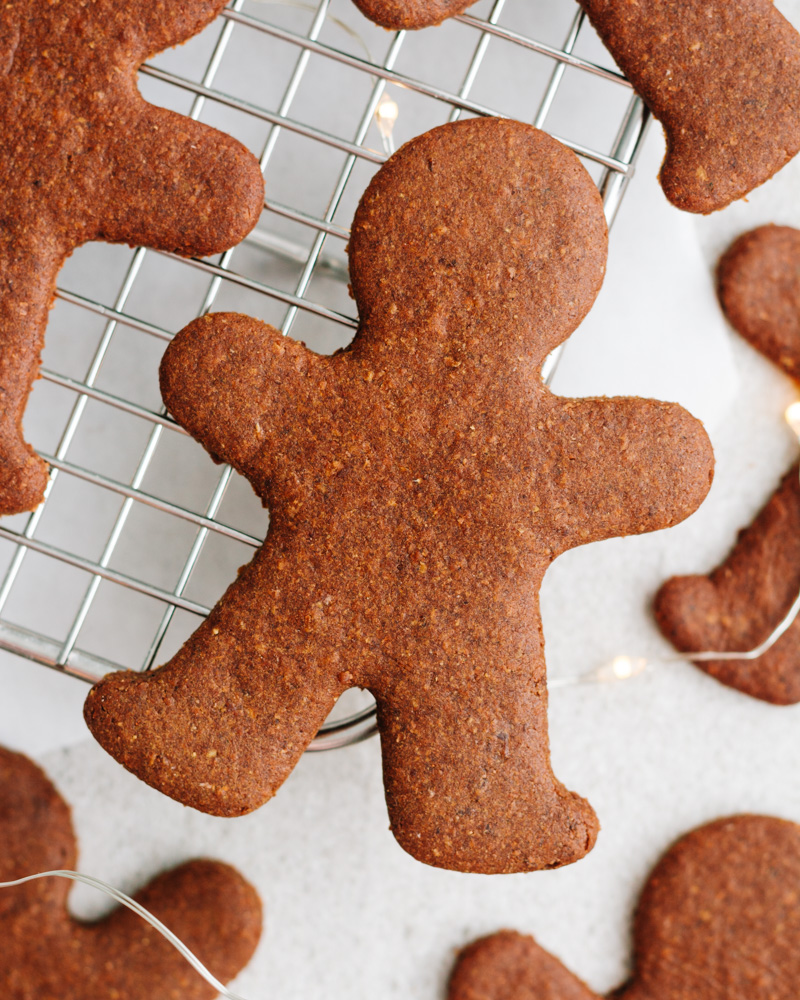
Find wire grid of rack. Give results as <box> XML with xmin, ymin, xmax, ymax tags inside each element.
<box><xmin>0</xmin><ymin>0</ymin><xmax>650</xmax><ymax>749</ymax></box>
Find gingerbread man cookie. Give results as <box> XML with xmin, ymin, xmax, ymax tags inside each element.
<box><xmin>655</xmin><ymin>225</ymin><xmax>800</xmax><ymax>705</ymax></box>
<box><xmin>0</xmin><ymin>0</ymin><xmax>265</xmax><ymax>517</ymax></box>
<box><xmin>0</xmin><ymin>745</ymin><xmax>262</xmax><ymax>999</ymax></box>
<box><xmin>449</xmin><ymin>815</ymin><xmax>800</xmax><ymax>1000</ymax></box>
<box><xmin>85</xmin><ymin>117</ymin><xmax>713</xmax><ymax>874</ymax></box>
<box><xmin>580</xmin><ymin>0</ymin><xmax>800</xmax><ymax>213</ymax></box>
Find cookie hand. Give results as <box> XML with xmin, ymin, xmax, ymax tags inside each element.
<box><xmin>542</xmin><ymin>396</ymin><xmax>713</xmax><ymax>555</ymax></box>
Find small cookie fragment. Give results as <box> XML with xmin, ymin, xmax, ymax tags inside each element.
<box><xmin>717</xmin><ymin>225</ymin><xmax>800</xmax><ymax>379</ymax></box>
<box><xmin>449</xmin><ymin>815</ymin><xmax>800</xmax><ymax>1000</ymax></box>
<box><xmin>655</xmin><ymin>464</ymin><xmax>800</xmax><ymax>705</ymax></box>
<box><xmin>351</xmin><ymin>0</ymin><xmax>475</xmax><ymax>29</ymax></box>
<box><xmin>0</xmin><ymin>745</ymin><xmax>262</xmax><ymax>1000</ymax></box>
<box><xmin>579</xmin><ymin>0</ymin><xmax>800</xmax><ymax>213</ymax></box>
<box><xmin>85</xmin><ymin>117</ymin><xmax>713</xmax><ymax>874</ymax></box>
<box><xmin>0</xmin><ymin>0</ymin><xmax>265</xmax><ymax>517</ymax></box>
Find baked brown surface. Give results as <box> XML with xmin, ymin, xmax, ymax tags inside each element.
<box><xmin>579</xmin><ymin>0</ymin><xmax>800</xmax><ymax>213</ymax></box>
<box><xmin>718</xmin><ymin>225</ymin><xmax>800</xmax><ymax>378</ymax></box>
<box><xmin>0</xmin><ymin>0</ymin><xmax>265</xmax><ymax>517</ymax></box>
<box><xmin>351</xmin><ymin>0</ymin><xmax>475</xmax><ymax>29</ymax></box>
<box><xmin>0</xmin><ymin>745</ymin><xmax>262</xmax><ymax>999</ymax></box>
<box><xmin>85</xmin><ymin>117</ymin><xmax>713</xmax><ymax>874</ymax></box>
<box><xmin>655</xmin><ymin>224</ymin><xmax>800</xmax><ymax>705</ymax></box>
<box><xmin>656</xmin><ymin>465</ymin><xmax>800</xmax><ymax>706</ymax></box>
<box><xmin>449</xmin><ymin>815</ymin><xmax>800</xmax><ymax>1000</ymax></box>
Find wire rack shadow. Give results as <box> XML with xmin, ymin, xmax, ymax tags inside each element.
<box><xmin>0</xmin><ymin>0</ymin><xmax>649</xmax><ymax>751</ymax></box>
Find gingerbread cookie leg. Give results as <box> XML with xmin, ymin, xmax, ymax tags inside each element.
<box><xmin>579</xmin><ymin>0</ymin><xmax>800</xmax><ymax>213</ymax></box>
<box><xmin>655</xmin><ymin>464</ymin><xmax>800</xmax><ymax>705</ymax></box>
<box><xmin>88</xmin><ymin>860</ymin><xmax>262</xmax><ymax>996</ymax></box>
<box><xmin>84</xmin><ymin>545</ymin><xmax>349</xmax><ymax>816</ymax></box>
<box><xmin>374</xmin><ymin>602</ymin><xmax>599</xmax><ymax>873</ymax></box>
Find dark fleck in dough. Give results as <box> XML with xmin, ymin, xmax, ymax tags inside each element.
<box><xmin>0</xmin><ymin>0</ymin><xmax>265</xmax><ymax>516</ymax></box>
<box><xmin>351</xmin><ymin>0</ymin><xmax>475</xmax><ymax>29</ymax></box>
<box><xmin>579</xmin><ymin>0</ymin><xmax>800</xmax><ymax>213</ymax></box>
<box><xmin>449</xmin><ymin>815</ymin><xmax>800</xmax><ymax>1000</ymax></box>
<box><xmin>85</xmin><ymin>117</ymin><xmax>714</xmax><ymax>874</ymax></box>
<box><xmin>656</xmin><ymin>225</ymin><xmax>800</xmax><ymax>705</ymax></box>
<box><xmin>0</xmin><ymin>745</ymin><xmax>262</xmax><ymax>1000</ymax></box>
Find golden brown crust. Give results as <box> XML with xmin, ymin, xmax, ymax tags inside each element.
<box><xmin>0</xmin><ymin>745</ymin><xmax>262</xmax><ymax>999</ymax></box>
<box><xmin>0</xmin><ymin>0</ymin><xmax>265</xmax><ymax>516</ymax></box>
<box><xmin>351</xmin><ymin>0</ymin><xmax>476</xmax><ymax>29</ymax></box>
<box><xmin>85</xmin><ymin>117</ymin><xmax>713</xmax><ymax>873</ymax></box>
<box><xmin>579</xmin><ymin>0</ymin><xmax>800</xmax><ymax>213</ymax></box>
<box><xmin>449</xmin><ymin>816</ymin><xmax>800</xmax><ymax>1000</ymax></box>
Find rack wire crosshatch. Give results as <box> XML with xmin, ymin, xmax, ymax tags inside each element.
<box><xmin>0</xmin><ymin>0</ymin><xmax>650</xmax><ymax>750</ymax></box>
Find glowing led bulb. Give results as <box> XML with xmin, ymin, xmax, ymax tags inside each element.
<box><xmin>375</xmin><ymin>93</ymin><xmax>400</xmax><ymax>154</ymax></box>
<box><xmin>591</xmin><ymin>655</ymin><xmax>648</xmax><ymax>684</ymax></box>
<box><xmin>785</xmin><ymin>401</ymin><xmax>800</xmax><ymax>439</ymax></box>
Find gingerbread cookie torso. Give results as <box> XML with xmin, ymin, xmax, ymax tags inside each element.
<box><xmin>0</xmin><ymin>0</ymin><xmax>265</xmax><ymax>517</ymax></box>
<box><xmin>0</xmin><ymin>746</ymin><xmax>262</xmax><ymax>999</ymax></box>
<box><xmin>85</xmin><ymin>117</ymin><xmax>714</xmax><ymax>874</ymax></box>
<box><xmin>656</xmin><ymin>225</ymin><xmax>800</xmax><ymax>705</ymax></box>
<box><xmin>449</xmin><ymin>815</ymin><xmax>800</xmax><ymax>1000</ymax></box>
<box><xmin>579</xmin><ymin>0</ymin><xmax>800</xmax><ymax>213</ymax></box>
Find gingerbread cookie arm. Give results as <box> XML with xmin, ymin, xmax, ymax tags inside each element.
<box><xmin>579</xmin><ymin>0</ymin><xmax>800</xmax><ymax>213</ymax></box>
<box><xmin>449</xmin><ymin>931</ymin><xmax>597</xmax><ymax>1000</ymax></box>
<box><xmin>351</xmin><ymin>0</ymin><xmax>475</xmax><ymax>29</ymax></box>
<box><xmin>88</xmin><ymin>860</ymin><xmax>262</xmax><ymax>999</ymax></box>
<box><xmin>117</xmin><ymin>0</ymin><xmax>233</xmax><ymax>59</ymax></box>
<box><xmin>543</xmin><ymin>397</ymin><xmax>713</xmax><ymax>555</ymax></box>
<box><xmin>655</xmin><ymin>464</ymin><xmax>800</xmax><ymax>705</ymax></box>
<box><xmin>98</xmin><ymin>103</ymin><xmax>264</xmax><ymax>258</ymax></box>
<box><xmin>160</xmin><ymin>313</ymin><xmax>338</xmax><ymax>493</ymax></box>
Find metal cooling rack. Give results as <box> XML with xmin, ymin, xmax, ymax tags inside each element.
<box><xmin>0</xmin><ymin>0</ymin><xmax>649</xmax><ymax>750</ymax></box>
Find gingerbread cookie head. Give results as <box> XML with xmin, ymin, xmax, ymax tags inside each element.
<box><xmin>579</xmin><ymin>0</ymin><xmax>800</xmax><ymax>213</ymax></box>
<box><xmin>655</xmin><ymin>225</ymin><xmax>800</xmax><ymax>705</ymax></box>
<box><xmin>351</xmin><ymin>0</ymin><xmax>475</xmax><ymax>29</ymax></box>
<box><xmin>0</xmin><ymin>746</ymin><xmax>262</xmax><ymax>999</ymax></box>
<box><xmin>85</xmin><ymin>117</ymin><xmax>713</xmax><ymax>874</ymax></box>
<box><xmin>449</xmin><ymin>815</ymin><xmax>800</xmax><ymax>1000</ymax></box>
<box><xmin>0</xmin><ymin>0</ymin><xmax>265</xmax><ymax>516</ymax></box>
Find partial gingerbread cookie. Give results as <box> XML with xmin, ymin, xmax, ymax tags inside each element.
<box><xmin>655</xmin><ymin>469</ymin><xmax>800</xmax><ymax>706</ymax></box>
<box><xmin>0</xmin><ymin>745</ymin><xmax>262</xmax><ymax>999</ymax></box>
<box><xmin>449</xmin><ymin>815</ymin><xmax>800</xmax><ymax>1000</ymax></box>
<box><xmin>351</xmin><ymin>0</ymin><xmax>475</xmax><ymax>30</ymax></box>
<box><xmin>717</xmin><ymin>225</ymin><xmax>800</xmax><ymax>378</ymax></box>
<box><xmin>655</xmin><ymin>225</ymin><xmax>800</xmax><ymax>705</ymax></box>
<box><xmin>85</xmin><ymin>117</ymin><xmax>714</xmax><ymax>874</ymax></box>
<box><xmin>579</xmin><ymin>0</ymin><xmax>800</xmax><ymax>213</ymax></box>
<box><xmin>0</xmin><ymin>0</ymin><xmax>265</xmax><ymax>517</ymax></box>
